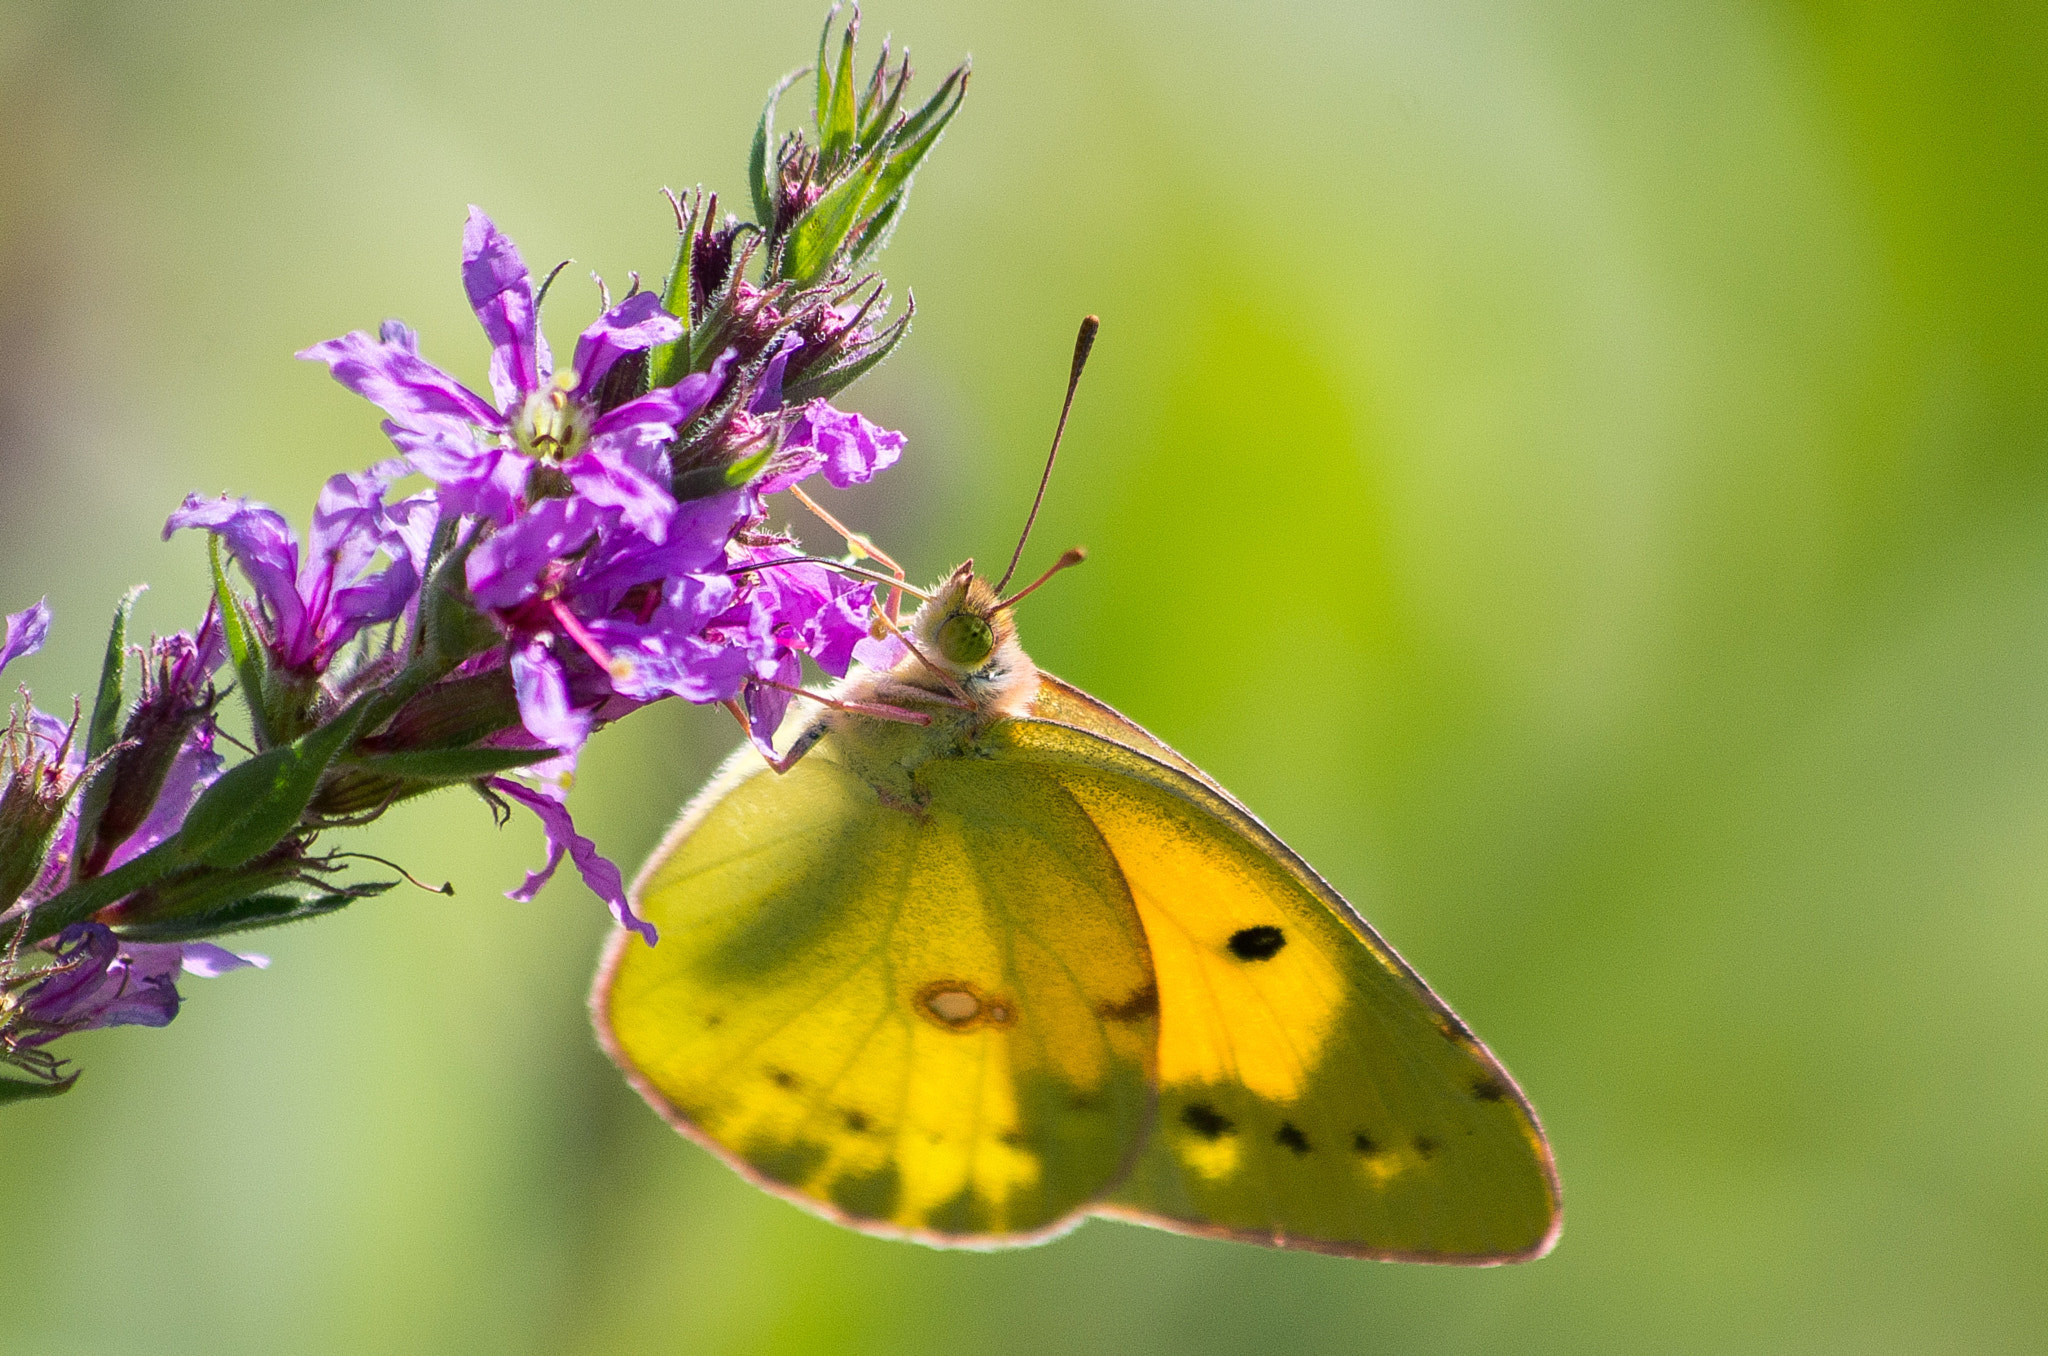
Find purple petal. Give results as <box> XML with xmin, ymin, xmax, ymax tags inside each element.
<box><xmin>309</xmin><ymin>467</ymin><xmax>402</xmax><ymax>585</ymax></box>
<box><xmin>570</xmin><ymin>291</ymin><xmax>683</xmax><ymax>401</ymax></box>
<box><xmin>562</xmin><ymin>452</ymin><xmax>676</xmax><ymax>541</ymax></box>
<box><xmin>16</xmin><ymin>924</ymin><xmax>203</xmax><ymax>1042</ymax></box>
<box><xmin>743</xmin><ymin>652</ymin><xmax>802</xmax><ymax>754</ymax></box>
<box><xmin>796</xmin><ymin>401</ymin><xmax>907</xmax><ymax>489</ymax></box>
<box><xmin>487</xmin><ymin>777</ymin><xmax>655</xmax><ymax>944</ymax></box>
<box><xmin>165</xmin><ymin>494</ymin><xmax>311</xmax><ymax>666</ymax></box>
<box><xmin>466</xmin><ymin>498</ymin><xmax>604</xmax><ymax>610</ymax></box>
<box><xmin>385</xmin><ymin>422</ymin><xmax>529</xmax><ymax>525</ymax></box>
<box><xmin>1</xmin><ymin>599</ymin><xmax>51</xmax><ymax>676</ymax></box>
<box><xmin>808</xmin><ymin>581</ymin><xmax>877</xmax><ymax>678</ymax></box>
<box><xmin>298</xmin><ymin>328</ymin><xmax>503</xmax><ymax>429</ymax></box>
<box><xmin>176</xmin><ymin>942</ymin><xmax>268</xmax><ymax>977</ymax></box>
<box><xmin>108</xmin><ymin>723</ymin><xmax>225</xmax><ymax>871</ymax></box>
<box><xmin>510</xmin><ymin>641</ymin><xmax>592</xmax><ymax>753</ymax></box>
<box><xmin>747</xmin><ymin>332</ymin><xmax>803</xmax><ymax>414</ymax></box>
<box><xmin>462</xmin><ymin>207</ymin><xmax>550</xmax><ymax>408</ymax></box>
<box><xmin>589</xmin><ymin>353</ymin><xmax>733</xmax><ymax>440</ymax></box>
<box><xmin>852</xmin><ymin>631</ymin><xmax>908</xmax><ymax>672</ymax></box>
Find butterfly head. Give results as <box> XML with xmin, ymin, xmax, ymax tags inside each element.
<box><xmin>904</xmin><ymin>561</ymin><xmax>1019</xmax><ymax>682</ymax></box>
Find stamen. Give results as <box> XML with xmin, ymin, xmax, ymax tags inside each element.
<box><xmin>548</xmin><ymin>599</ymin><xmax>633</xmax><ymax>681</ymax></box>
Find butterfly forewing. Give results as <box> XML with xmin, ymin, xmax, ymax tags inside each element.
<box><xmin>597</xmin><ymin>739</ymin><xmax>1159</xmax><ymax>1245</ymax></box>
<box><xmin>1002</xmin><ymin>689</ymin><xmax>1561</xmax><ymax>1262</ymax></box>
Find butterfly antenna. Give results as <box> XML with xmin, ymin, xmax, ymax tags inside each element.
<box><xmin>996</xmin><ymin>547</ymin><xmax>1086</xmax><ymax>610</ymax></box>
<box><xmin>994</xmin><ymin>315</ymin><xmax>1099</xmax><ymax>594</ymax></box>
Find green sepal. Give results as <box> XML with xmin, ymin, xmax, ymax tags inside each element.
<box><xmin>750</xmin><ymin>70</ymin><xmax>801</xmax><ymax>228</ymax></box>
<box><xmin>340</xmin><ymin>746</ymin><xmax>558</xmax><ymax>783</ymax></box>
<box><xmin>782</xmin><ymin>300</ymin><xmax>913</xmax><ymax>405</ymax></box>
<box><xmin>849</xmin><ymin>62</ymin><xmax>968</xmax><ymax>267</ymax></box>
<box><xmin>0</xmin><ymin>1072</ymin><xmax>79</xmax><ymax>1105</ymax></box>
<box><xmin>210</xmin><ymin>537</ymin><xmax>276</xmax><ymax>749</ymax></box>
<box><xmin>114</xmin><ymin>880</ymin><xmax>394</xmax><ymax>943</ymax></box>
<box><xmin>104</xmin><ymin>854</ymin><xmax>303</xmax><ymax>929</ymax></box>
<box><xmin>356</xmin><ymin>665</ymin><xmax>521</xmax><ymax>755</ymax></box>
<box><xmin>650</xmin><ymin>202</ymin><xmax>698</xmax><ymax>390</ymax></box>
<box><xmin>782</xmin><ymin>155</ymin><xmax>885</xmax><ymax>286</ymax></box>
<box><xmin>821</xmin><ymin>14</ymin><xmax>860</xmax><ymax>167</ymax></box>
<box><xmin>173</xmin><ymin>698</ymin><xmax>371</xmax><ymax>871</ymax></box>
<box><xmin>813</xmin><ymin>5</ymin><xmax>838</xmax><ymax>140</ymax></box>
<box><xmin>22</xmin><ymin>839</ymin><xmax>182</xmax><ymax>944</ymax></box>
<box><xmin>672</xmin><ymin>444</ymin><xmax>775</xmax><ymax>504</ymax></box>
<box><xmin>412</xmin><ymin>527</ymin><xmax>497</xmax><ymax>683</ymax></box>
<box><xmin>70</xmin><ymin>586</ymin><xmax>145</xmax><ymax>876</ymax></box>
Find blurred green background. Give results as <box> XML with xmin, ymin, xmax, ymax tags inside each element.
<box><xmin>5</xmin><ymin>0</ymin><xmax>2047</xmax><ymax>1351</ymax></box>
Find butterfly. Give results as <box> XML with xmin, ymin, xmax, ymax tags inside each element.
<box><xmin>591</xmin><ymin>320</ymin><xmax>1561</xmax><ymax>1262</ymax></box>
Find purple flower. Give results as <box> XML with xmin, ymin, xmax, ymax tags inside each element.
<box><xmin>465</xmin><ymin>491</ymin><xmax>753</xmax><ymax>756</ymax></box>
<box><xmin>165</xmin><ymin>466</ymin><xmax>430</xmax><ymax>675</ymax></box>
<box><xmin>300</xmin><ymin>209</ymin><xmax>727</xmax><ymax>536</ymax></box>
<box><xmin>13</xmin><ymin>922</ymin><xmax>263</xmax><ymax>1048</ymax></box>
<box><xmin>707</xmin><ymin>542</ymin><xmax>881</xmax><ymax>753</ymax></box>
<box><xmin>486</xmin><ymin>777</ymin><xmax>655</xmax><ymax>944</ymax></box>
<box><xmin>758</xmin><ymin>400</ymin><xmax>906</xmax><ymax>494</ymax></box>
<box><xmin>0</xmin><ymin>600</ymin><xmax>50</xmax><ymax>676</ymax></box>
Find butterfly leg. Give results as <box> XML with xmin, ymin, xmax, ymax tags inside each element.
<box><xmin>724</xmin><ymin>686</ymin><xmax>935</xmax><ymax>776</ymax></box>
<box><xmin>789</xmin><ymin>484</ymin><xmax>910</xmax><ymax>624</ymax></box>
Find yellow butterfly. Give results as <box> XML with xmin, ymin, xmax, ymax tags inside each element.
<box><xmin>592</xmin><ymin>321</ymin><xmax>1561</xmax><ymax>1262</ymax></box>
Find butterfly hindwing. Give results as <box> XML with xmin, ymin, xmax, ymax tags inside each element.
<box><xmin>596</xmin><ymin>732</ymin><xmax>1159</xmax><ymax>1245</ymax></box>
<box><xmin>1001</xmin><ymin>679</ymin><xmax>1561</xmax><ymax>1261</ymax></box>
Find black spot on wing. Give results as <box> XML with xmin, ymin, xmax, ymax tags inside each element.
<box><xmin>1471</xmin><ymin>1074</ymin><xmax>1508</xmax><ymax>1102</ymax></box>
<box><xmin>1097</xmin><ymin>980</ymin><xmax>1160</xmax><ymax>1023</ymax></box>
<box><xmin>1413</xmin><ymin>1134</ymin><xmax>1439</xmax><ymax>1160</ymax></box>
<box><xmin>748</xmin><ymin>1139</ymin><xmax>830</xmax><ymax>1187</ymax></box>
<box><xmin>1275</xmin><ymin>1122</ymin><xmax>1312</xmax><ymax>1155</ymax></box>
<box><xmin>1181</xmin><ymin>1103</ymin><xmax>1235</xmax><ymax>1140</ymax></box>
<box><xmin>841</xmin><ymin>1108</ymin><xmax>871</xmax><ymax>1133</ymax></box>
<box><xmin>767</xmin><ymin>1067</ymin><xmax>800</xmax><ymax>1091</ymax></box>
<box><xmin>1352</xmin><ymin>1131</ymin><xmax>1381</xmax><ymax>1156</ymax></box>
<box><xmin>1227</xmin><ymin>926</ymin><xmax>1286</xmax><ymax>961</ymax></box>
<box><xmin>829</xmin><ymin>1164</ymin><xmax>902</xmax><ymax>1222</ymax></box>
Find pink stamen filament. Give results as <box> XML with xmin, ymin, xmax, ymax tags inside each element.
<box><xmin>548</xmin><ymin>599</ymin><xmax>633</xmax><ymax>681</ymax></box>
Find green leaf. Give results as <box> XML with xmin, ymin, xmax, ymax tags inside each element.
<box><xmin>341</xmin><ymin>746</ymin><xmax>559</xmax><ymax>782</ymax></box>
<box><xmin>70</xmin><ymin>586</ymin><xmax>144</xmax><ymax>873</ymax></box>
<box><xmin>0</xmin><ymin>1072</ymin><xmax>79</xmax><ymax>1105</ymax></box>
<box><xmin>211</xmin><ymin>537</ymin><xmax>277</xmax><ymax>749</ymax></box>
<box><xmin>175</xmin><ymin>699</ymin><xmax>371</xmax><ymax>871</ymax></box>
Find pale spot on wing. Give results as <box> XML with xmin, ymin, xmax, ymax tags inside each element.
<box><xmin>1358</xmin><ymin>1151</ymin><xmax>1412</xmax><ymax>1187</ymax></box>
<box><xmin>926</xmin><ymin>987</ymin><xmax>981</xmax><ymax>1024</ymax></box>
<box><xmin>1180</xmin><ymin>1134</ymin><xmax>1242</xmax><ymax>1181</ymax></box>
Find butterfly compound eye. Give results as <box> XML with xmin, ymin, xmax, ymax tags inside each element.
<box><xmin>936</xmin><ymin>612</ymin><xmax>995</xmax><ymax>667</ymax></box>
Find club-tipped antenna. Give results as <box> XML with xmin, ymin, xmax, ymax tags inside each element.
<box><xmin>995</xmin><ymin>315</ymin><xmax>1099</xmax><ymax>594</ymax></box>
<box><xmin>997</xmin><ymin>547</ymin><xmax>1086</xmax><ymax>609</ymax></box>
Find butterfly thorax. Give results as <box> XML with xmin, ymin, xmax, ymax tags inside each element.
<box><xmin>816</xmin><ymin>563</ymin><xmax>1041</xmax><ymax>805</ymax></box>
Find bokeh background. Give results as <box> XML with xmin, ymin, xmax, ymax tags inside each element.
<box><xmin>5</xmin><ymin>0</ymin><xmax>2047</xmax><ymax>1351</ymax></box>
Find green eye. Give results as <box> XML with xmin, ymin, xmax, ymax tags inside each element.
<box><xmin>936</xmin><ymin>612</ymin><xmax>995</xmax><ymax>667</ymax></box>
